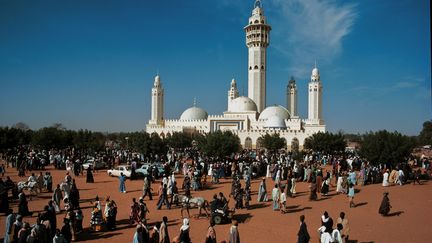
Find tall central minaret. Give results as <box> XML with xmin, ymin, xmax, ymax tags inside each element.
<box><xmin>308</xmin><ymin>64</ymin><xmax>323</xmax><ymax>124</ymax></box>
<box><xmin>245</xmin><ymin>0</ymin><xmax>271</xmax><ymax>112</ymax></box>
<box><xmin>150</xmin><ymin>74</ymin><xmax>164</xmax><ymax>125</ymax></box>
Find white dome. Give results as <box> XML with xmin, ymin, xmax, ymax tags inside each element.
<box><xmin>312</xmin><ymin>67</ymin><xmax>319</xmax><ymax>76</ymax></box>
<box><xmin>264</xmin><ymin>115</ymin><xmax>287</xmax><ymax>129</ymax></box>
<box><xmin>229</xmin><ymin>96</ymin><xmax>257</xmax><ymax>112</ymax></box>
<box><xmin>259</xmin><ymin>105</ymin><xmax>290</xmax><ymax>120</ymax></box>
<box><xmin>180</xmin><ymin>107</ymin><xmax>208</xmax><ymax>120</ymax></box>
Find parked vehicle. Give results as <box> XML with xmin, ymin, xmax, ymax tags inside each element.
<box><xmin>82</xmin><ymin>160</ymin><xmax>107</xmax><ymax>170</ymax></box>
<box><xmin>107</xmin><ymin>165</ymin><xmax>132</xmax><ymax>178</ymax></box>
<box><xmin>135</xmin><ymin>163</ymin><xmax>166</xmax><ymax>178</ymax></box>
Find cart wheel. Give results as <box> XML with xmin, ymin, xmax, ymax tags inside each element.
<box><xmin>213</xmin><ymin>215</ymin><xmax>222</xmax><ymax>225</ymax></box>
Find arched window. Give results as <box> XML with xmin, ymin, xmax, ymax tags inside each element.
<box><xmin>244</xmin><ymin>137</ymin><xmax>252</xmax><ymax>150</ymax></box>
<box><xmin>249</xmin><ymin>66</ymin><xmax>252</xmax><ymax>70</ymax></box>
<box><xmin>256</xmin><ymin>137</ymin><xmax>263</xmax><ymax>150</ymax></box>
<box><xmin>254</xmin><ymin>65</ymin><xmax>259</xmax><ymax>69</ymax></box>
<box><xmin>261</xmin><ymin>65</ymin><xmax>264</xmax><ymax>70</ymax></box>
<box><xmin>160</xmin><ymin>132</ymin><xmax>165</xmax><ymax>139</ymax></box>
<box><xmin>254</xmin><ymin>20</ymin><xmax>259</xmax><ymax>24</ymax></box>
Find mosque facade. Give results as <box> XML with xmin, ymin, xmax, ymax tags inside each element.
<box><xmin>146</xmin><ymin>1</ymin><xmax>325</xmax><ymax>150</ymax></box>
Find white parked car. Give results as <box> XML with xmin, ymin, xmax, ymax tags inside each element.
<box><xmin>82</xmin><ymin>160</ymin><xmax>107</xmax><ymax>170</ymax></box>
<box><xmin>107</xmin><ymin>165</ymin><xmax>131</xmax><ymax>178</ymax></box>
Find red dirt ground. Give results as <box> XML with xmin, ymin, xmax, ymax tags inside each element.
<box><xmin>1</xmin><ymin>165</ymin><xmax>431</xmax><ymax>243</ymax></box>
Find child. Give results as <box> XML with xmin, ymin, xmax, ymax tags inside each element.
<box><xmin>348</xmin><ymin>183</ymin><xmax>355</xmax><ymax>208</ymax></box>
<box><xmin>280</xmin><ymin>188</ymin><xmax>287</xmax><ymax>214</ymax></box>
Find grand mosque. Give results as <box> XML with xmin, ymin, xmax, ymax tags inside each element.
<box><xmin>146</xmin><ymin>0</ymin><xmax>325</xmax><ymax>150</ymax></box>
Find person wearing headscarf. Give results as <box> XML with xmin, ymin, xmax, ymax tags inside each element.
<box><xmin>257</xmin><ymin>178</ymin><xmax>268</xmax><ymax>202</ymax></box>
<box><xmin>297</xmin><ymin>215</ymin><xmax>310</xmax><ymax>243</ymax></box>
<box><xmin>69</xmin><ymin>180</ymin><xmax>80</xmax><ymax>210</ymax></box>
<box><xmin>133</xmin><ymin>224</ymin><xmax>144</xmax><ymax>243</ymax></box>
<box><xmin>205</xmin><ymin>219</ymin><xmax>217</xmax><ymax>243</ymax></box>
<box><xmin>228</xmin><ymin>220</ymin><xmax>240</xmax><ymax>243</ymax></box>
<box><xmin>337</xmin><ymin>212</ymin><xmax>350</xmax><ymax>242</ymax></box>
<box><xmin>382</xmin><ymin>169</ymin><xmax>389</xmax><ymax>187</ymax></box>
<box><xmin>179</xmin><ymin>218</ymin><xmax>191</xmax><ymax>243</ymax></box>
<box><xmin>271</xmin><ymin>184</ymin><xmax>280</xmax><ymax>211</ymax></box>
<box><xmin>379</xmin><ymin>192</ymin><xmax>391</xmax><ymax>216</ymax></box>
<box><xmin>159</xmin><ymin>216</ymin><xmax>170</xmax><ymax>243</ymax></box>
<box><xmin>86</xmin><ymin>166</ymin><xmax>94</xmax><ymax>183</ymax></box>
<box><xmin>52</xmin><ymin>184</ymin><xmax>63</xmax><ymax>213</ymax></box>
<box><xmin>18</xmin><ymin>190</ymin><xmax>31</xmax><ymax>216</ymax></box>
<box><xmin>3</xmin><ymin>209</ymin><xmax>15</xmax><ymax>243</ymax></box>
<box><xmin>321</xmin><ymin>211</ymin><xmax>333</xmax><ymax>234</ymax></box>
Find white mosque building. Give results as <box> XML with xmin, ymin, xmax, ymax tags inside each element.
<box><xmin>146</xmin><ymin>0</ymin><xmax>325</xmax><ymax>150</ymax></box>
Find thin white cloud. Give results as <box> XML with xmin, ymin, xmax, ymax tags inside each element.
<box><xmin>269</xmin><ymin>0</ymin><xmax>357</xmax><ymax>77</ymax></box>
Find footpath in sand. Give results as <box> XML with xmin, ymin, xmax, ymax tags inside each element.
<box><xmin>1</xmin><ymin>166</ymin><xmax>431</xmax><ymax>243</ymax></box>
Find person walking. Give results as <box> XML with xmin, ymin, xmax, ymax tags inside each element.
<box><xmin>297</xmin><ymin>215</ymin><xmax>310</xmax><ymax>243</ymax></box>
<box><xmin>228</xmin><ymin>220</ymin><xmax>240</xmax><ymax>243</ymax></box>
<box><xmin>159</xmin><ymin>216</ymin><xmax>170</xmax><ymax>243</ymax></box>
<box><xmin>4</xmin><ymin>209</ymin><xmax>16</xmax><ymax>243</ymax></box>
<box><xmin>157</xmin><ymin>184</ymin><xmax>171</xmax><ymax>210</ymax></box>
<box><xmin>379</xmin><ymin>192</ymin><xmax>391</xmax><ymax>216</ymax></box>
<box><xmin>142</xmin><ymin>176</ymin><xmax>152</xmax><ymax>200</ymax></box>
<box><xmin>257</xmin><ymin>178</ymin><xmax>268</xmax><ymax>202</ymax></box>
<box><xmin>271</xmin><ymin>184</ymin><xmax>280</xmax><ymax>211</ymax></box>
<box><xmin>337</xmin><ymin>212</ymin><xmax>350</xmax><ymax>242</ymax></box>
<box><xmin>205</xmin><ymin>219</ymin><xmax>217</xmax><ymax>243</ymax></box>
<box><xmin>179</xmin><ymin>218</ymin><xmax>191</xmax><ymax>243</ymax></box>
<box><xmin>348</xmin><ymin>183</ymin><xmax>355</xmax><ymax>208</ymax></box>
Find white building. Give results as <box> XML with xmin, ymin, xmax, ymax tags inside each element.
<box><xmin>146</xmin><ymin>0</ymin><xmax>325</xmax><ymax>150</ymax></box>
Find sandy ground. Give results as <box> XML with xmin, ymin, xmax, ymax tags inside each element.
<box><xmin>1</xmin><ymin>165</ymin><xmax>431</xmax><ymax>243</ymax></box>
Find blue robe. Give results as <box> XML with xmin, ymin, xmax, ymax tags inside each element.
<box><xmin>4</xmin><ymin>213</ymin><xmax>15</xmax><ymax>243</ymax></box>
<box><xmin>133</xmin><ymin>232</ymin><xmax>143</xmax><ymax>243</ymax></box>
<box><xmin>119</xmin><ymin>175</ymin><xmax>126</xmax><ymax>192</ymax></box>
<box><xmin>257</xmin><ymin>181</ymin><xmax>268</xmax><ymax>202</ymax></box>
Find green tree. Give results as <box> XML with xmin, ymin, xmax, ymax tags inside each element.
<box><xmin>166</xmin><ymin>132</ymin><xmax>192</xmax><ymax>149</ymax></box>
<box><xmin>261</xmin><ymin>133</ymin><xmax>286</xmax><ymax>152</ymax></box>
<box><xmin>359</xmin><ymin>130</ymin><xmax>416</xmax><ymax>166</ymax></box>
<box><xmin>149</xmin><ymin>132</ymin><xmax>167</xmax><ymax>155</ymax></box>
<box><xmin>0</xmin><ymin>126</ymin><xmax>32</xmax><ymax>150</ymax></box>
<box><xmin>129</xmin><ymin>132</ymin><xmax>151</xmax><ymax>155</ymax></box>
<box><xmin>198</xmin><ymin>130</ymin><xmax>240</xmax><ymax>158</ymax></box>
<box><xmin>418</xmin><ymin>120</ymin><xmax>432</xmax><ymax>145</ymax></box>
<box><xmin>31</xmin><ymin>126</ymin><xmax>72</xmax><ymax>149</ymax></box>
<box><xmin>304</xmin><ymin>132</ymin><xmax>347</xmax><ymax>154</ymax></box>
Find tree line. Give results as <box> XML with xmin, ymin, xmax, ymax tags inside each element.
<box><xmin>1</xmin><ymin>120</ymin><xmax>431</xmax><ymax>165</ymax></box>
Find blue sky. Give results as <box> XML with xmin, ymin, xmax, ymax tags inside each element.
<box><xmin>0</xmin><ymin>0</ymin><xmax>430</xmax><ymax>135</ymax></box>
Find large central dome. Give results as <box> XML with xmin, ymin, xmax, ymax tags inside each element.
<box><xmin>229</xmin><ymin>96</ymin><xmax>258</xmax><ymax>112</ymax></box>
<box><xmin>259</xmin><ymin>105</ymin><xmax>290</xmax><ymax>120</ymax></box>
<box><xmin>180</xmin><ymin>106</ymin><xmax>208</xmax><ymax>120</ymax></box>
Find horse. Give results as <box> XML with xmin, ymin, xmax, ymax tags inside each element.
<box><xmin>178</xmin><ymin>195</ymin><xmax>210</xmax><ymax>218</ymax></box>
<box><xmin>17</xmin><ymin>181</ymin><xmax>38</xmax><ymax>200</ymax></box>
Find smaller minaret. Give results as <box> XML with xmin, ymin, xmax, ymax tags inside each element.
<box><xmin>287</xmin><ymin>76</ymin><xmax>298</xmax><ymax>117</ymax></box>
<box><xmin>227</xmin><ymin>78</ymin><xmax>239</xmax><ymax>111</ymax></box>
<box><xmin>308</xmin><ymin>62</ymin><xmax>323</xmax><ymax>123</ymax></box>
<box><xmin>150</xmin><ymin>74</ymin><xmax>164</xmax><ymax>125</ymax></box>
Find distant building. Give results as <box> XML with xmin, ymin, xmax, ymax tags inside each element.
<box><xmin>146</xmin><ymin>1</ymin><xmax>326</xmax><ymax>150</ymax></box>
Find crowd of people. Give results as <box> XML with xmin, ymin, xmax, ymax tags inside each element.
<box><xmin>1</xmin><ymin>145</ymin><xmax>431</xmax><ymax>243</ymax></box>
